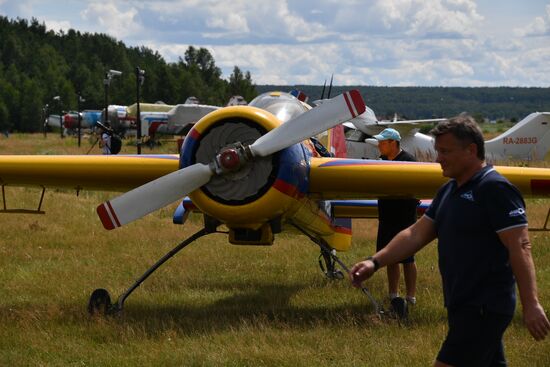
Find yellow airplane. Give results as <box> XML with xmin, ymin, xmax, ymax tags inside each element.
<box><xmin>1</xmin><ymin>90</ymin><xmax>550</xmax><ymax>317</ymax></box>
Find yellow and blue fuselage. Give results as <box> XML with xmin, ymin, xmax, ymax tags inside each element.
<box><xmin>176</xmin><ymin>106</ymin><xmax>353</xmax><ymax>251</ymax></box>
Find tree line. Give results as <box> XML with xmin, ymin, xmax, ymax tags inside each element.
<box><xmin>0</xmin><ymin>16</ymin><xmax>257</xmax><ymax>133</ymax></box>
<box><xmin>257</xmin><ymin>85</ymin><xmax>550</xmax><ymax>122</ymax></box>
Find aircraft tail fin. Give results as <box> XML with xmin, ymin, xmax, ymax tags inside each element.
<box><xmin>485</xmin><ymin>112</ymin><xmax>550</xmax><ymax>161</ymax></box>
<box><xmin>289</xmin><ymin>89</ymin><xmax>308</xmax><ymax>102</ymax></box>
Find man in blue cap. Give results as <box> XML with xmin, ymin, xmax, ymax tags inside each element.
<box><xmin>372</xmin><ymin>128</ymin><xmax>419</xmax><ymax>316</ymax></box>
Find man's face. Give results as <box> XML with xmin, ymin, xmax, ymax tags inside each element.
<box><xmin>377</xmin><ymin>139</ymin><xmax>395</xmax><ymax>157</ymax></box>
<box><xmin>434</xmin><ymin>133</ymin><xmax>476</xmax><ymax>179</ymax></box>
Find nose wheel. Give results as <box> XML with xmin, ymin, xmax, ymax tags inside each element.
<box><xmin>88</xmin><ymin>288</ymin><xmax>113</xmax><ymax>316</ymax></box>
<box><xmin>87</xmin><ymin>228</ymin><xmax>210</xmax><ymax>316</ymax></box>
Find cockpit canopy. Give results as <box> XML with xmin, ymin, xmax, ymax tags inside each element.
<box><xmin>249</xmin><ymin>92</ymin><xmax>310</xmax><ymax>123</ymax></box>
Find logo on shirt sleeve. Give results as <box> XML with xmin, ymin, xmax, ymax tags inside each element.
<box><xmin>508</xmin><ymin>207</ymin><xmax>526</xmax><ymax>217</ymax></box>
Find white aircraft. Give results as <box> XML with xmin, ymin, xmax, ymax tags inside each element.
<box><xmin>344</xmin><ymin>110</ymin><xmax>550</xmax><ymax>162</ymax></box>
<box><xmin>110</xmin><ymin>96</ymin><xmax>222</xmax><ymax>138</ymax></box>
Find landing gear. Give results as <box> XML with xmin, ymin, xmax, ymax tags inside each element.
<box><xmin>318</xmin><ymin>249</ymin><xmax>344</xmax><ymax>280</ymax></box>
<box><xmin>87</xmin><ymin>228</ymin><xmax>210</xmax><ymax>316</ymax></box>
<box><xmin>289</xmin><ymin>222</ymin><xmax>386</xmax><ymax>318</ymax></box>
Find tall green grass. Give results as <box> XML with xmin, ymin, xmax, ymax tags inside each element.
<box><xmin>0</xmin><ymin>134</ymin><xmax>549</xmax><ymax>366</ymax></box>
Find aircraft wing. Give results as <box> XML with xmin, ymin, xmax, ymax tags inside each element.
<box><xmin>308</xmin><ymin>157</ymin><xmax>550</xmax><ymax>199</ymax></box>
<box><xmin>377</xmin><ymin>119</ymin><xmax>445</xmax><ymax>134</ymax></box>
<box><xmin>0</xmin><ymin>155</ymin><xmax>179</xmax><ymax>192</ymax></box>
<box><xmin>352</xmin><ymin>118</ymin><xmax>445</xmax><ymax>136</ymax></box>
<box><xmin>380</xmin><ymin>118</ymin><xmax>446</xmax><ymax>125</ymax></box>
<box><xmin>2</xmin><ymin>155</ymin><xmax>549</xmax><ymax>202</ymax></box>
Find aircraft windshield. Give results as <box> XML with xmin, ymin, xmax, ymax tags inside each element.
<box><xmin>249</xmin><ymin>92</ymin><xmax>309</xmax><ymax>123</ymax></box>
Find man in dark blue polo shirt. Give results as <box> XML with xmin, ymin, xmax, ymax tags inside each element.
<box><xmin>350</xmin><ymin>115</ymin><xmax>549</xmax><ymax>366</ymax></box>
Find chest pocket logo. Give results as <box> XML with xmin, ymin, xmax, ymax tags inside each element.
<box><xmin>460</xmin><ymin>190</ymin><xmax>474</xmax><ymax>202</ymax></box>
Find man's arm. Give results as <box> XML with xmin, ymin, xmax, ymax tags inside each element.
<box><xmin>499</xmin><ymin>226</ymin><xmax>550</xmax><ymax>341</ymax></box>
<box><xmin>349</xmin><ymin>215</ymin><xmax>436</xmax><ymax>287</ymax></box>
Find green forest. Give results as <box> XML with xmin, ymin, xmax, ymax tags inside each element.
<box><xmin>0</xmin><ymin>16</ymin><xmax>256</xmax><ymax>133</ymax></box>
<box><xmin>257</xmin><ymin>85</ymin><xmax>550</xmax><ymax>122</ymax></box>
<box><xmin>1</xmin><ymin>15</ymin><xmax>550</xmax><ymax>133</ymax></box>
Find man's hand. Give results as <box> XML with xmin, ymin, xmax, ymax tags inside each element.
<box><xmin>523</xmin><ymin>302</ymin><xmax>550</xmax><ymax>341</ymax></box>
<box><xmin>349</xmin><ymin>260</ymin><xmax>376</xmax><ymax>288</ymax></box>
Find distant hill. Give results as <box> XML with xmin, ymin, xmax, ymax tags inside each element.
<box><xmin>256</xmin><ymin>85</ymin><xmax>550</xmax><ymax>121</ymax></box>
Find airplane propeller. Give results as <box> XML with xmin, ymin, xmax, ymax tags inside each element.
<box><xmin>97</xmin><ymin>90</ymin><xmax>365</xmax><ymax>230</ymax></box>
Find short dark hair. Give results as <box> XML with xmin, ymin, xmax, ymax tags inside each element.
<box><xmin>430</xmin><ymin>114</ymin><xmax>485</xmax><ymax>160</ymax></box>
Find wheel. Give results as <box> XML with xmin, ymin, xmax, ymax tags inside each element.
<box><xmin>390</xmin><ymin>296</ymin><xmax>408</xmax><ymax>320</ymax></box>
<box><xmin>88</xmin><ymin>288</ymin><xmax>112</xmax><ymax>316</ymax></box>
<box><xmin>324</xmin><ymin>269</ymin><xmax>345</xmax><ymax>280</ymax></box>
<box><xmin>331</xmin><ymin>269</ymin><xmax>345</xmax><ymax>280</ymax></box>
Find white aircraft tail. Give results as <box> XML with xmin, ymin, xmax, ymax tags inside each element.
<box><xmin>485</xmin><ymin>112</ymin><xmax>550</xmax><ymax>161</ymax></box>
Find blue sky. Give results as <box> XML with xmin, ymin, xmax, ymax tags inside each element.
<box><xmin>1</xmin><ymin>0</ymin><xmax>550</xmax><ymax>87</ymax></box>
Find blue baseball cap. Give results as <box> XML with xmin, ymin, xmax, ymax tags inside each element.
<box><xmin>373</xmin><ymin>128</ymin><xmax>401</xmax><ymax>141</ymax></box>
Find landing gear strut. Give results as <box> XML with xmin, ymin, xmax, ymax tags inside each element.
<box><xmin>318</xmin><ymin>249</ymin><xmax>344</xmax><ymax>280</ymax></box>
<box><xmin>290</xmin><ymin>223</ymin><xmax>385</xmax><ymax>318</ymax></box>
<box><xmin>88</xmin><ymin>228</ymin><xmax>210</xmax><ymax>316</ymax></box>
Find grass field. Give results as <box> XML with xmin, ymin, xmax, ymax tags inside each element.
<box><xmin>0</xmin><ymin>133</ymin><xmax>549</xmax><ymax>366</ymax></box>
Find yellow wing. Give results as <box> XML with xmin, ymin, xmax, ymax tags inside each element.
<box><xmin>2</xmin><ymin>155</ymin><xmax>549</xmax><ymax>198</ymax></box>
<box><xmin>308</xmin><ymin>157</ymin><xmax>550</xmax><ymax>199</ymax></box>
<box><xmin>0</xmin><ymin>155</ymin><xmax>179</xmax><ymax>192</ymax></box>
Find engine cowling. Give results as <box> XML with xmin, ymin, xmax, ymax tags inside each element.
<box><xmin>179</xmin><ymin>106</ymin><xmax>309</xmax><ymax>230</ymax></box>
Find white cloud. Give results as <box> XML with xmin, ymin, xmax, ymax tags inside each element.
<box><xmin>515</xmin><ymin>4</ymin><xmax>550</xmax><ymax>37</ymax></box>
<box><xmin>331</xmin><ymin>0</ymin><xmax>483</xmax><ymax>39</ymax></box>
<box><xmin>43</xmin><ymin>20</ymin><xmax>72</xmax><ymax>33</ymax></box>
<box><xmin>145</xmin><ymin>0</ymin><xmax>328</xmax><ymax>42</ymax></box>
<box><xmin>205</xmin><ymin>12</ymin><xmax>249</xmax><ymax>34</ymax></box>
<box><xmin>80</xmin><ymin>2</ymin><xmax>143</xmax><ymax>39</ymax></box>
<box><xmin>405</xmin><ymin>0</ymin><xmax>483</xmax><ymax>38</ymax></box>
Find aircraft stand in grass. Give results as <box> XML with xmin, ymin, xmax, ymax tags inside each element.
<box><xmin>2</xmin><ymin>90</ymin><xmax>550</xmax><ymax>319</ymax></box>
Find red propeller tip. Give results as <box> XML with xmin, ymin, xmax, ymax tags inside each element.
<box><xmin>344</xmin><ymin>90</ymin><xmax>366</xmax><ymax>118</ymax></box>
<box><xmin>97</xmin><ymin>202</ymin><xmax>120</xmax><ymax>230</ymax></box>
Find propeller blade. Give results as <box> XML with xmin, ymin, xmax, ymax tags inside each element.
<box><xmin>97</xmin><ymin>163</ymin><xmax>213</xmax><ymax>230</ymax></box>
<box><xmin>249</xmin><ymin>90</ymin><xmax>365</xmax><ymax>157</ymax></box>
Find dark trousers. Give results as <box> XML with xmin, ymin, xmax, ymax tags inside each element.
<box><xmin>437</xmin><ymin>305</ymin><xmax>513</xmax><ymax>367</ymax></box>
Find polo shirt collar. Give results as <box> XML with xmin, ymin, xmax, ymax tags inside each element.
<box><xmin>449</xmin><ymin>164</ymin><xmax>494</xmax><ymax>193</ymax></box>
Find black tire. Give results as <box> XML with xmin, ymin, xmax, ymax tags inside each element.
<box><xmin>88</xmin><ymin>288</ymin><xmax>112</xmax><ymax>316</ymax></box>
<box><xmin>390</xmin><ymin>296</ymin><xmax>408</xmax><ymax>320</ymax></box>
